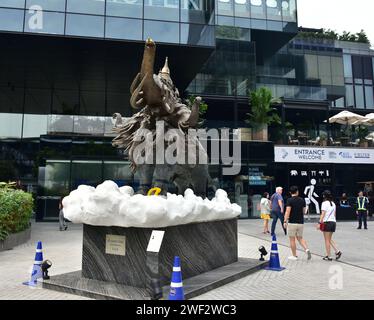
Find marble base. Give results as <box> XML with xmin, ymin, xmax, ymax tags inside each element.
<box><xmin>42</xmin><ymin>258</ymin><xmax>268</xmax><ymax>300</ymax></box>
<box><xmin>82</xmin><ymin>219</ymin><xmax>238</xmax><ymax>288</ymax></box>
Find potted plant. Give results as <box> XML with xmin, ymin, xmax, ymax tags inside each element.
<box><xmin>0</xmin><ymin>182</ymin><xmax>33</xmax><ymax>251</ymax></box>
<box><xmin>246</xmin><ymin>87</ymin><xmax>282</xmax><ymax>141</ymax></box>
<box><xmin>319</xmin><ymin>133</ymin><xmax>328</xmax><ymax>146</ymax></box>
<box><xmin>356</xmin><ymin>126</ymin><xmax>369</xmax><ymax>148</ymax></box>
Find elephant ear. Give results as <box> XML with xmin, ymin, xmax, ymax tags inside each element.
<box><xmin>187</xmin><ymin>97</ymin><xmax>200</xmax><ymax>128</ymax></box>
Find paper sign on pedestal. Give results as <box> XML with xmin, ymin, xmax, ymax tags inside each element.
<box><xmin>147</xmin><ymin>230</ymin><xmax>165</xmax><ymax>253</ymax></box>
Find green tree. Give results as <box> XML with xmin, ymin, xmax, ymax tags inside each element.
<box><xmin>246</xmin><ymin>87</ymin><xmax>282</xmax><ymax>130</ymax></box>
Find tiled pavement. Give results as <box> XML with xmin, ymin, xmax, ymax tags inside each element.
<box><xmin>1</xmin><ymin>220</ymin><xmax>373</xmax><ymax>300</ymax></box>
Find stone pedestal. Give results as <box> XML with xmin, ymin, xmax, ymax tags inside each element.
<box><xmin>43</xmin><ymin>218</ymin><xmax>267</xmax><ymax>299</ymax></box>
<box><xmin>82</xmin><ymin>219</ymin><xmax>238</xmax><ymax>288</ymax></box>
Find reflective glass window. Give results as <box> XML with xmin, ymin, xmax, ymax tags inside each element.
<box><xmin>103</xmin><ymin>161</ymin><xmax>133</xmax><ymax>186</ymax></box>
<box><xmin>267</xmin><ymin>20</ymin><xmax>282</xmax><ymax>31</ymax></box>
<box><xmin>363</xmin><ymin>56</ymin><xmax>373</xmax><ymax>80</ymax></box>
<box><xmin>181</xmin><ymin>0</ymin><xmax>214</xmax><ymax>24</ymax></box>
<box><xmin>52</xmin><ymin>89</ymin><xmax>79</xmax><ymax>114</ymax></box>
<box><xmin>71</xmin><ymin>160</ymin><xmax>102</xmax><ymax>189</ymax></box>
<box><xmin>180</xmin><ymin>24</ymin><xmax>215</xmax><ymax>46</ymax></box>
<box><xmin>24</xmin><ymin>88</ymin><xmax>51</xmax><ymax>114</ymax></box>
<box><xmin>218</xmin><ymin>0</ymin><xmax>233</xmax><ymax>16</ymax></box>
<box><xmin>345</xmin><ymin>85</ymin><xmax>354</xmax><ymax>107</ymax></box>
<box><xmin>317</xmin><ymin>55</ymin><xmax>332</xmax><ymax>86</ymax></box>
<box><xmin>144</xmin><ymin>0</ymin><xmax>179</xmax><ymax>22</ymax></box>
<box><xmin>266</xmin><ymin>0</ymin><xmax>281</xmax><ymax>20</ymax></box>
<box><xmin>44</xmin><ymin>160</ymin><xmax>71</xmax><ymax>196</ymax></box>
<box><xmin>234</xmin><ymin>0</ymin><xmax>249</xmax><ymax>18</ymax></box>
<box><xmin>343</xmin><ymin>54</ymin><xmax>352</xmax><ymax>78</ymax></box>
<box><xmin>0</xmin><ymin>8</ymin><xmax>24</xmax><ymax>32</ymax></box>
<box><xmin>251</xmin><ymin>18</ymin><xmax>266</xmax><ymax>29</ymax></box>
<box><xmin>0</xmin><ymin>113</ymin><xmax>23</xmax><ymax>138</ymax></box>
<box><xmin>250</xmin><ymin>0</ymin><xmax>265</xmax><ymax>19</ymax></box>
<box><xmin>73</xmin><ymin>115</ymin><xmax>105</xmax><ymax>135</ymax></box>
<box><xmin>66</xmin><ymin>14</ymin><xmax>104</xmax><ymax>38</ymax></box>
<box><xmin>365</xmin><ymin>86</ymin><xmax>374</xmax><ymax>109</ymax></box>
<box><xmin>304</xmin><ymin>54</ymin><xmax>319</xmax><ymax>80</ymax></box>
<box><xmin>24</xmin><ymin>10</ymin><xmax>65</xmax><ymax>34</ymax></box>
<box><xmin>0</xmin><ymin>86</ymin><xmax>24</xmax><ymax>113</ymax></box>
<box><xmin>106</xmin><ymin>17</ymin><xmax>142</xmax><ymax>41</ymax></box>
<box><xmin>0</xmin><ymin>0</ymin><xmax>25</xmax><ymax>8</ymax></box>
<box><xmin>80</xmin><ymin>91</ymin><xmax>106</xmax><ymax>116</ymax></box>
<box><xmin>47</xmin><ymin>114</ymin><xmax>74</xmax><ymax>133</ymax></box>
<box><xmin>23</xmin><ymin>114</ymin><xmax>48</xmax><ymax>138</ymax></box>
<box><xmin>234</xmin><ymin>17</ymin><xmax>250</xmax><ymax>28</ymax></box>
<box><xmin>106</xmin><ymin>92</ymin><xmax>131</xmax><ymax>117</ymax></box>
<box><xmin>143</xmin><ymin>20</ymin><xmax>179</xmax><ymax>43</ymax></box>
<box><xmin>331</xmin><ymin>56</ymin><xmax>344</xmax><ymax>86</ymax></box>
<box><xmin>26</xmin><ymin>0</ymin><xmax>66</xmax><ymax>12</ymax></box>
<box><xmin>334</xmin><ymin>97</ymin><xmax>345</xmax><ymax>108</ymax></box>
<box><xmin>106</xmin><ymin>0</ymin><xmax>143</xmax><ymax>19</ymax></box>
<box><xmin>67</xmin><ymin>0</ymin><xmax>105</xmax><ymax>15</ymax></box>
<box><xmin>355</xmin><ymin>85</ymin><xmax>365</xmax><ymax>108</ymax></box>
<box><xmin>281</xmin><ymin>0</ymin><xmax>296</xmax><ymax>22</ymax></box>
<box><xmin>217</xmin><ymin>14</ymin><xmax>234</xmax><ymax>26</ymax></box>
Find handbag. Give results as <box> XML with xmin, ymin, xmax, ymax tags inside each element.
<box><xmin>320</xmin><ymin>204</ymin><xmax>335</xmax><ymax>231</ymax></box>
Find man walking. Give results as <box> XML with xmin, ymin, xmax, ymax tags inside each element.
<box><xmin>356</xmin><ymin>191</ymin><xmax>369</xmax><ymax>230</ymax></box>
<box><xmin>283</xmin><ymin>186</ymin><xmax>312</xmax><ymax>261</ymax></box>
<box><xmin>270</xmin><ymin>186</ymin><xmax>286</xmax><ymax>236</ymax></box>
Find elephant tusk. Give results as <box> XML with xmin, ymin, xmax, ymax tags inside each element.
<box><xmin>130</xmin><ymin>73</ymin><xmax>148</xmax><ymax>109</ymax></box>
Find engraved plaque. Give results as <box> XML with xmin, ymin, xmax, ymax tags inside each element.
<box><xmin>105</xmin><ymin>234</ymin><xmax>126</xmax><ymax>256</ymax></box>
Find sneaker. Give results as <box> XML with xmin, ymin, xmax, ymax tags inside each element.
<box><xmin>323</xmin><ymin>256</ymin><xmax>333</xmax><ymax>261</ymax></box>
<box><xmin>335</xmin><ymin>251</ymin><xmax>342</xmax><ymax>260</ymax></box>
<box><xmin>306</xmin><ymin>249</ymin><xmax>312</xmax><ymax>260</ymax></box>
<box><xmin>288</xmin><ymin>256</ymin><xmax>298</xmax><ymax>261</ymax></box>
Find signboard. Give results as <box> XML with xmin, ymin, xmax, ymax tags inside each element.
<box><xmin>146</xmin><ymin>230</ymin><xmax>165</xmax><ymax>253</ymax></box>
<box><xmin>105</xmin><ymin>234</ymin><xmax>126</xmax><ymax>256</ymax></box>
<box><xmin>275</xmin><ymin>146</ymin><xmax>374</xmax><ymax>164</ymax></box>
<box><xmin>248</xmin><ymin>167</ymin><xmax>267</xmax><ymax>186</ymax></box>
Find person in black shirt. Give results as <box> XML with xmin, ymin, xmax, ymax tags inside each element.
<box><xmin>284</xmin><ymin>186</ymin><xmax>312</xmax><ymax>261</ymax></box>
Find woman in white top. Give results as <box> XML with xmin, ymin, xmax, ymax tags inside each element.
<box><xmin>260</xmin><ymin>192</ymin><xmax>271</xmax><ymax>234</ymax></box>
<box><xmin>318</xmin><ymin>190</ymin><xmax>342</xmax><ymax>261</ymax></box>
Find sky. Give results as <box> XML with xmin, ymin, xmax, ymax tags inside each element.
<box><xmin>297</xmin><ymin>0</ymin><xmax>374</xmax><ymax>47</ymax></box>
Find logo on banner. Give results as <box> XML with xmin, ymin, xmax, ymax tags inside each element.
<box><xmin>281</xmin><ymin>149</ymin><xmax>288</xmax><ymax>159</ymax></box>
<box><xmin>339</xmin><ymin>152</ymin><xmax>352</xmax><ymax>159</ymax></box>
<box><xmin>354</xmin><ymin>153</ymin><xmax>370</xmax><ymax>159</ymax></box>
<box><xmin>329</xmin><ymin>152</ymin><xmax>337</xmax><ymax>159</ymax></box>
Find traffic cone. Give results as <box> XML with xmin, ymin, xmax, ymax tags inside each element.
<box><xmin>265</xmin><ymin>234</ymin><xmax>285</xmax><ymax>271</ymax></box>
<box><xmin>168</xmin><ymin>256</ymin><xmax>184</xmax><ymax>300</ymax></box>
<box><xmin>22</xmin><ymin>241</ymin><xmax>44</xmax><ymax>286</ymax></box>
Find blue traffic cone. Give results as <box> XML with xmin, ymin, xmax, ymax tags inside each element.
<box><xmin>168</xmin><ymin>256</ymin><xmax>184</xmax><ymax>300</ymax></box>
<box><xmin>23</xmin><ymin>241</ymin><xmax>44</xmax><ymax>286</ymax></box>
<box><xmin>265</xmin><ymin>234</ymin><xmax>285</xmax><ymax>271</ymax></box>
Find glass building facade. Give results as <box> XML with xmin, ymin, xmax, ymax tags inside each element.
<box><xmin>1</xmin><ymin>0</ymin><xmax>374</xmax><ymax>220</ymax></box>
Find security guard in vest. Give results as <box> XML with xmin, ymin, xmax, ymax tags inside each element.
<box><xmin>356</xmin><ymin>191</ymin><xmax>369</xmax><ymax>230</ymax></box>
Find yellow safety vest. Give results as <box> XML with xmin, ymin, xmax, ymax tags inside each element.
<box><xmin>357</xmin><ymin>197</ymin><xmax>368</xmax><ymax>211</ymax></box>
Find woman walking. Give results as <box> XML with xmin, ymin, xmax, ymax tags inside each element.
<box><xmin>318</xmin><ymin>190</ymin><xmax>342</xmax><ymax>261</ymax></box>
<box><xmin>260</xmin><ymin>192</ymin><xmax>271</xmax><ymax>234</ymax></box>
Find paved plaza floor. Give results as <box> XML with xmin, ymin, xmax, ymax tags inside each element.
<box><xmin>0</xmin><ymin>219</ymin><xmax>373</xmax><ymax>300</ymax></box>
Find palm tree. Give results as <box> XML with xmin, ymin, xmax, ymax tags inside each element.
<box><xmin>246</xmin><ymin>87</ymin><xmax>282</xmax><ymax>141</ymax></box>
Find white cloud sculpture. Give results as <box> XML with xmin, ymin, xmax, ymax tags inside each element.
<box><xmin>62</xmin><ymin>180</ymin><xmax>241</xmax><ymax>228</ymax></box>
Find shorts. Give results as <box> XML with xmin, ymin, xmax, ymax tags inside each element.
<box><xmin>287</xmin><ymin>223</ymin><xmax>304</xmax><ymax>237</ymax></box>
<box><xmin>261</xmin><ymin>213</ymin><xmax>270</xmax><ymax>220</ymax></box>
<box><xmin>323</xmin><ymin>221</ymin><xmax>336</xmax><ymax>233</ymax></box>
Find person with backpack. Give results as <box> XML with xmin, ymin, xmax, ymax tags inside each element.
<box><xmin>318</xmin><ymin>190</ymin><xmax>342</xmax><ymax>261</ymax></box>
<box><xmin>356</xmin><ymin>191</ymin><xmax>369</xmax><ymax>230</ymax></box>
